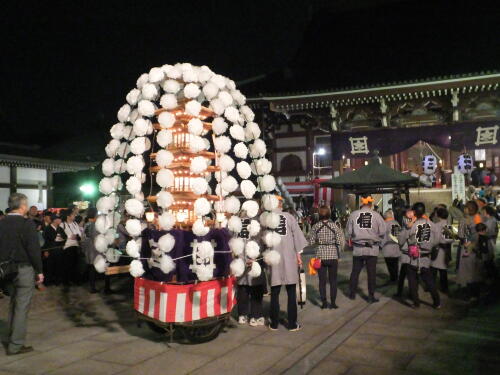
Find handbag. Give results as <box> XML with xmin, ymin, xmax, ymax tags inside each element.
<box><xmin>312</xmin><ymin>258</ymin><xmax>322</xmax><ymax>270</ymax></box>
<box><xmin>430</xmin><ymin>246</ymin><xmax>439</xmax><ymax>261</ymax></box>
<box><xmin>0</xmin><ymin>246</ymin><xmax>18</xmax><ymax>281</ymax></box>
<box><xmin>408</xmin><ymin>244</ymin><xmax>420</xmax><ymax>259</ymax></box>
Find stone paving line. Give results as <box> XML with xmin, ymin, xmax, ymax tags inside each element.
<box><xmin>0</xmin><ymin>250</ymin><xmax>498</xmax><ymax>375</ymax></box>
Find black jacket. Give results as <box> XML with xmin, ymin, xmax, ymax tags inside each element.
<box><xmin>42</xmin><ymin>224</ymin><xmax>66</xmax><ymax>249</ymax></box>
<box><xmin>0</xmin><ymin>214</ymin><xmax>43</xmax><ymax>274</ymax></box>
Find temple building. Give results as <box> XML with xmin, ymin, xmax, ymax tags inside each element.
<box><xmin>247</xmin><ymin>72</ymin><xmax>500</xmax><ymax>207</ymax></box>
<box><xmin>0</xmin><ymin>143</ymin><xmax>97</xmax><ymax>211</ymax></box>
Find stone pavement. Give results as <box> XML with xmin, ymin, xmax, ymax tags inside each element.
<box><xmin>0</xmin><ymin>251</ymin><xmax>499</xmax><ymax>375</ymax></box>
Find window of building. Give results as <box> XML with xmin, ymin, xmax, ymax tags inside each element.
<box><xmin>0</xmin><ymin>188</ymin><xmax>10</xmax><ymax>212</ymax></box>
<box><xmin>0</xmin><ymin>166</ymin><xmax>9</xmax><ymax>184</ymax></box>
<box><xmin>16</xmin><ymin>167</ymin><xmax>47</xmax><ymax>185</ymax></box>
<box><xmin>280</xmin><ymin>154</ymin><xmax>304</xmax><ymax>173</ymax></box>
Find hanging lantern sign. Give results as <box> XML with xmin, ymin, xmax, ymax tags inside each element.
<box><xmin>422</xmin><ymin>154</ymin><xmax>437</xmax><ymax>176</ymax></box>
<box><xmin>457</xmin><ymin>153</ymin><xmax>473</xmax><ymax>174</ymax></box>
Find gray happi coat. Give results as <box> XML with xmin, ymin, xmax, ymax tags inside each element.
<box><xmin>456</xmin><ymin>215</ymin><xmax>483</xmax><ymax>286</ymax></box>
<box><xmin>381</xmin><ymin>219</ymin><xmax>402</xmax><ymax>258</ymax></box>
<box><xmin>483</xmin><ymin>216</ymin><xmax>498</xmax><ymax>261</ymax></box>
<box><xmin>81</xmin><ymin>221</ymin><xmax>99</xmax><ymax>265</ymax></box>
<box><xmin>398</xmin><ymin>217</ymin><xmax>438</xmax><ymax>269</ymax></box>
<box><xmin>345</xmin><ymin>207</ymin><xmax>385</xmax><ymax>256</ymax></box>
<box><xmin>269</xmin><ymin>211</ymin><xmax>308</xmax><ymax>287</ymax></box>
<box><xmin>430</xmin><ymin>219</ymin><xmax>455</xmax><ymax>270</ymax></box>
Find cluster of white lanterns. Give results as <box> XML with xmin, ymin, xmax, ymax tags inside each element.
<box><xmin>94</xmin><ymin>63</ymin><xmax>281</xmax><ymax>281</ymax></box>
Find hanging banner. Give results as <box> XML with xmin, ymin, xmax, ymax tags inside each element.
<box><xmin>451</xmin><ymin>172</ymin><xmax>466</xmax><ymax>203</ymax></box>
<box><xmin>331</xmin><ymin>120</ymin><xmax>499</xmax><ymax>160</ymax></box>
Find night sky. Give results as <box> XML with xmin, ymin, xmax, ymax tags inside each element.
<box><xmin>1</xmin><ymin>0</ymin><xmax>499</xmax><ymax>157</ymax></box>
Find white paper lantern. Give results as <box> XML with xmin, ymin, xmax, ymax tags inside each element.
<box><xmin>422</xmin><ymin>154</ymin><xmax>437</xmax><ymax>176</ymax></box>
<box><xmin>457</xmin><ymin>153</ymin><xmax>474</xmax><ymax>174</ymax></box>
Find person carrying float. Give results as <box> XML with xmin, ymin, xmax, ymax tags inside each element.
<box><xmin>398</xmin><ymin>202</ymin><xmax>440</xmax><ymax>309</ymax></box>
<box><xmin>345</xmin><ymin>194</ymin><xmax>385</xmax><ymax>303</ymax></box>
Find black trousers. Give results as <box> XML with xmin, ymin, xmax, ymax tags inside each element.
<box><xmin>237</xmin><ymin>285</ymin><xmax>264</xmax><ymax>319</ymax></box>
<box><xmin>270</xmin><ymin>284</ymin><xmax>297</xmax><ymax>329</ymax></box>
<box><xmin>397</xmin><ymin>263</ymin><xmax>408</xmax><ymax>296</ymax></box>
<box><xmin>407</xmin><ymin>266</ymin><xmax>440</xmax><ymax>306</ymax></box>
<box><xmin>349</xmin><ymin>255</ymin><xmax>377</xmax><ymax>297</ymax></box>
<box><xmin>384</xmin><ymin>257</ymin><xmax>399</xmax><ymax>282</ymax></box>
<box><xmin>47</xmin><ymin>247</ymin><xmax>64</xmax><ymax>284</ymax></box>
<box><xmin>484</xmin><ymin>260</ymin><xmax>498</xmax><ymax>280</ymax></box>
<box><xmin>318</xmin><ymin>259</ymin><xmax>338</xmax><ymax>304</ymax></box>
<box><xmin>62</xmin><ymin>246</ymin><xmax>79</xmax><ymax>285</ymax></box>
<box><xmin>430</xmin><ymin>267</ymin><xmax>449</xmax><ymax>293</ymax></box>
<box><xmin>88</xmin><ymin>265</ymin><xmax>111</xmax><ymax>292</ymax></box>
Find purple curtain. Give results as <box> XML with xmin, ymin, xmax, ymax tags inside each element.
<box><xmin>330</xmin><ymin>120</ymin><xmax>499</xmax><ymax>160</ymax></box>
<box><xmin>140</xmin><ymin>228</ymin><xmax>232</xmax><ymax>283</ymax></box>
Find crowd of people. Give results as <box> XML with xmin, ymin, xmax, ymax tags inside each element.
<box><xmin>0</xmin><ymin>189</ymin><xmax>498</xmax><ymax>355</ymax></box>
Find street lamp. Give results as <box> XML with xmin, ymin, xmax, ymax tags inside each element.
<box><xmin>79</xmin><ymin>183</ymin><xmax>96</xmax><ymax>196</ymax></box>
<box><xmin>313</xmin><ymin>147</ymin><xmax>327</xmax><ymax>172</ymax></box>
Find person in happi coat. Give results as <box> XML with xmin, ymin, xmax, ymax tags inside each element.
<box><xmin>237</xmin><ymin>216</ymin><xmax>266</xmax><ymax>326</ymax></box>
<box><xmin>398</xmin><ymin>202</ymin><xmax>440</xmax><ymax>309</ymax></box>
<box><xmin>268</xmin><ymin>201</ymin><xmax>308</xmax><ymax>331</ymax></box>
<box><xmin>456</xmin><ymin>201</ymin><xmax>483</xmax><ymax>299</ymax></box>
<box><xmin>430</xmin><ymin>207</ymin><xmax>455</xmax><ymax>294</ymax></box>
<box><xmin>481</xmin><ymin>205</ymin><xmax>498</xmax><ymax>280</ymax></box>
<box><xmin>381</xmin><ymin>210</ymin><xmax>401</xmax><ymax>283</ymax></box>
<box><xmin>346</xmin><ymin>195</ymin><xmax>385</xmax><ymax>303</ymax></box>
<box><xmin>309</xmin><ymin>205</ymin><xmax>345</xmax><ymax>309</ymax></box>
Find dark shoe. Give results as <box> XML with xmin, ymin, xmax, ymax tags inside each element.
<box><xmin>433</xmin><ymin>304</ymin><xmax>442</xmax><ymax>310</ymax></box>
<box><xmin>289</xmin><ymin>323</ymin><xmax>302</xmax><ymax>332</ymax></box>
<box><xmin>90</xmin><ymin>288</ymin><xmax>99</xmax><ymax>294</ymax></box>
<box><xmin>329</xmin><ymin>303</ymin><xmax>338</xmax><ymax>309</ymax></box>
<box><xmin>321</xmin><ymin>301</ymin><xmax>328</xmax><ymax>309</ymax></box>
<box><xmin>104</xmin><ymin>288</ymin><xmax>114</xmax><ymax>295</ymax></box>
<box><xmin>348</xmin><ymin>293</ymin><xmax>356</xmax><ymax>300</ymax></box>
<box><xmin>7</xmin><ymin>346</ymin><xmax>34</xmax><ymax>356</ymax></box>
<box><xmin>409</xmin><ymin>303</ymin><xmax>420</xmax><ymax>309</ymax></box>
<box><xmin>367</xmin><ymin>296</ymin><xmax>379</xmax><ymax>303</ymax></box>
<box><xmin>393</xmin><ymin>293</ymin><xmax>402</xmax><ymax>298</ymax></box>
<box><xmin>268</xmin><ymin>324</ymin><xmax>278</xmax><ymax>331</ymax></box>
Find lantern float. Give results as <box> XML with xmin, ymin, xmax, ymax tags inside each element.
<box><xmin>94</xmin><ymin>63</ymin><xmax>282</xmax><ymax>342</ymax></box>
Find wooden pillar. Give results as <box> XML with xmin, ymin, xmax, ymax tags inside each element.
<box><xmin>9</xmin><ymin>166</ymin><xmax>16</xmax><ymax>194</ymax></box>
<box><xmin>306</xmin><ymin>129</ymin><xmax>313</xmax><ymax>176</ymax></box>
<box><xmin>47</xmin><ymin>170</ymin><xmax>54</xmax><ymax>208</ymax></box>
<box><xmin>445</xmin><ymin>148</ymin><xmax>452</xmax><ymax>171</ymax></box>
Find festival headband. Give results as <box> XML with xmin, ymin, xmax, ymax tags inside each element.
<box><xmin>361</xmin><ymin>196</ymin><xmax>374</xmax><ymax>205</ymax></box>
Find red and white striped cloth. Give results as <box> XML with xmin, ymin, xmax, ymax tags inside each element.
<box><xmin>313</xmin><ymin>179</ymin><xmax>334</xmax><ymax>207</ymax></box>
<box><xmin>134</xmin><ymin>277</ymin><xmax>236</xmax><ymax>323</ymax></box>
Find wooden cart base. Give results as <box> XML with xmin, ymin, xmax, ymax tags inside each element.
<box><xmin>136</xmin><ymin>311</ymin><xmax>231</xmax><ymax>344</ymax></box>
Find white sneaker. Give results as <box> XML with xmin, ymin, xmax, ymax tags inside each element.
<box><xmin>249</xmin><ymin>317</ymin><xmax>265</xmax><ymax>327</ymax></box>
<box><xmin>238</xmin><ymin>316</ymin><xmax>248</xmax><ymax>325</ymax></box>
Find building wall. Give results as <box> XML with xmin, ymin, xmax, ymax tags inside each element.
<box><xmin>0</xmin><ymin>166</ymin><xmax>49</xmax><ymax>211</ymax></box>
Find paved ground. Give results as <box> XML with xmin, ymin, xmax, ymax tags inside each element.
<box><xmin>0</xmin><ymin>249</ymin><xmax>499</xmax><ymax>375</ymax></box>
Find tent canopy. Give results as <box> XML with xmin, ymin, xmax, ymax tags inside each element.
<box><xmin>320</xmin><ymin>156</ymin><xmax>419</xmax><ymax>194</ymax></box>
